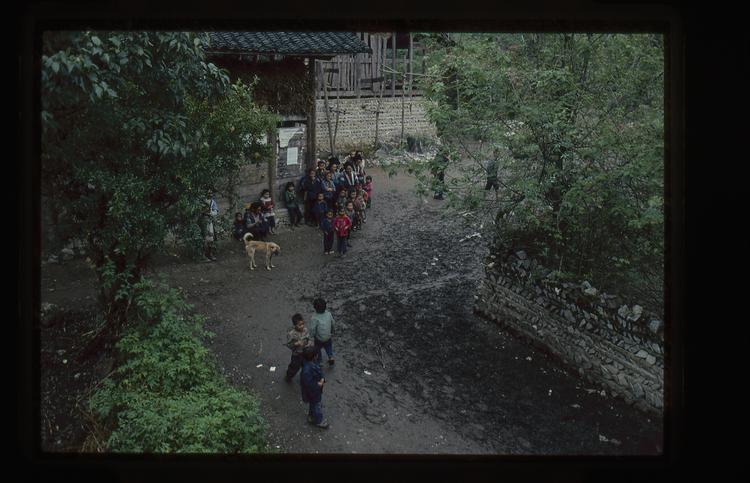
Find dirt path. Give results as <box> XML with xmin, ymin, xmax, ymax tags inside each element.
<box><xmin>41</xmin><ymin>167</ymin><xmax>662</xmax><ymax>454</ymax></box>
<box><xmin>157</xmin><ymin>167</ymin><xmax>662</xmax><ymax>455</ymax></box>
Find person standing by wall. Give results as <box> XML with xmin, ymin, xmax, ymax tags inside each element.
<box><xmin>200</xmin><ymin>192</ymin><xmax>219</xmax><ymax>261</ymax></box>
<box><xmin>301</xmin><ymin>168</ymin><xmax>321</xmax><ymax>227</ymax></box>
<box><xmin>284</xmin><ymin>182</ymin><xmax>303</xmax><ymax>228</ymax></box>
<box><xmin>485</xmin><ymin>148</ymin><xmax>500</xmax><ymax>192</ymax></box>
<box><xmin>432</xmin><ymin>145</ymin><xmax>449</xmax><ymax>200</ymax></box>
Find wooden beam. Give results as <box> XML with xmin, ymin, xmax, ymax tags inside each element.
<box><xmin>356</xmin><ymin>53</ymin><xmax>361</xmax><ymax>98</ymax></box>
<box><xmin>408</xmin><ymin>32</ymin><xmax>414</xmax><ymax>90</ymax></box>
<box><xmin>391</xmin><ymin>31</ymin><xmax>397</xmax><ymax>97</ymax></box>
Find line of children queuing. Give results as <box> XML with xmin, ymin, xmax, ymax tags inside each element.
<box><xmin>287</xmin><ymin>151</ymin><xmax>374</xmax><ymax>256</ymax></box>
<box><xmin>285</xmin><ymin>298</ymin><xmax>336</xmax><ymax>429</ymax></box>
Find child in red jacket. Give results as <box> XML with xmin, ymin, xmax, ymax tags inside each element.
<box><xmin>333</xmin><ymin>209</ymin><xmax>352</xmax><ymax>256</ymax></box>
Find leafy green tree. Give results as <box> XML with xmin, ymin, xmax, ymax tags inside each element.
<box><xmin>42</xmin><ymin>32</ymin><xmax>278</xmax><ymax>335</ymax></box>
<box><xmin>418</xmin><ymin>33</ymin><xmax>664</xmax><ymax>310</ymax></box>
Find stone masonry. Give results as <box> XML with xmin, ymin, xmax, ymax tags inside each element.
<box><xmin>474</xmin><ymin>249</ymin><xmax>665</xmax><ymax>415</ymax></box>
<box><xmin>315</xmin><ymin>96</ymin><xmax>438</xmax><ymax>152</ymax></box>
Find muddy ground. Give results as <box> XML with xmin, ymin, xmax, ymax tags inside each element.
<box><xmin>39</xmin><ymin>166</ymin><xmax>663</xmax><ymax>455</ymax></box>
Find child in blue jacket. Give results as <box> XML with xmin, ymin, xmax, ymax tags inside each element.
<box><xmin>320</xmin><ymin>210</ymin><xmax>335</xmax><ymax>255</ymax></box>
<box><xmin>300</xmin><ymin>347</ymin><xmax>329</xmax><ymax>428</ymax></box>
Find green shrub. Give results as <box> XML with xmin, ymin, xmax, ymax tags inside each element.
<box><xmin>89</xmin><ymin>278</ymin><xmax>267</xmax><ymax>453</ymax></box>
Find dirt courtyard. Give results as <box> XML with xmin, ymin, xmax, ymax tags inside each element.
<box><xmin>39</xmin><ymin>166</ymin><xmax>663</xmax><ymax>455</ymax></box>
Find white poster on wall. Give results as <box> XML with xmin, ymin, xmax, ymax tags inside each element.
<box><xmin>278</xmin><ymin>127</ymin><xmax>304</xmax><ymax>150</ymax></box>
<box><xmin>286</xmin><ymin>147</ymin><xmax>299</xmax><ymax>165</ymax></box>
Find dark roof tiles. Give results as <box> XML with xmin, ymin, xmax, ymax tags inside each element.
<box><xmin>208</xmin><ymin>32</ymin><xmax>370</xmax><ymax>55</ymax></box>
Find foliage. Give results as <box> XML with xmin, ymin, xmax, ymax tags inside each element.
<box><xmin>418</xmin><ymin>33</ymin><xmax>664</xmax><ymax>311</ymax></box>
<box><xmin>41</xmin><ymin>31</ymin><xmax>278</xmax><ymax>329</ymax></box>
<box><xmin>89</xmin><ymin>277</ymin><xmax>267</xmax><ymax>453</ymax></box>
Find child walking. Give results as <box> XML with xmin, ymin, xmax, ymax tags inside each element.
<box><xmin>333</xmin><ymin>209</ymin><xmax>352</xmax><ymax>256</ymax></box>
<box><xmin>285</xmin><ymin>313</ymin><xmax>314</xmax><ymax>382</ymax></box>
<box><xmin>300</xmin><ymin>346</ymin><xmax>329</xmax><ymax>428</ymax></box>
<box><xmin>308</xmin><ymin>298</ymin><xmax>335</xmax><ymax>366</ymax></box>
<box><xmin>320</xmin><ymin>210</ymin><xmax>335</xmax><ymax>255</ymax></box>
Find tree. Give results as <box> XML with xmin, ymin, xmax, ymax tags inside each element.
<box><xmin>418</xmin><ymin>33</ymin><xmax>664</xmax><ymax>310</ymax></box>
<box><xmin>41</xmin><ymin>31</ymin><xmax>278</xmax><ymax>337</ymax></box>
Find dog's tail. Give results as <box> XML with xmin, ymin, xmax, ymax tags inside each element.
<box><xmin>243</xmin><ymin>232</ymin><xmax>254</xmax><ymax>243</ymax></box>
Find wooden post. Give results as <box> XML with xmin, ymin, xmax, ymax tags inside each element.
<box><xmin>322</xmin><ymin>62</ymin><xmax>335</xmax><ymax>158</ymax></box>
<box><xmin>356</xmin><ymin>53</ymin><xmax>361</xmax><ymax>98</ymax></box>
<box><xmin>307</xmin><ymin>58</ymin><xmax>317</xmax><ymax>170</ymax></box>
<box><xmin>268</xmin><ymin>127</ymin><xmax>278</xmax><ymax>199</ymax></box>
<box><xmin>400</xmin><ymin>48</ymin><xmax>406</xmax><ymax>147</ymax></box>
<box><xmin>408</xmin><ymin>32</ymin><xmax>413</xmax><ymax>92</ymax></box>
<box><xmin>391</xmin><ymin>32</ymin><xmax>397</xmax><ymax>97</ymax></box>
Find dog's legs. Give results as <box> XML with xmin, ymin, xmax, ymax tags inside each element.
<box><xmin>249</xmin><ymin>248</ymin><xmax>256</xmax><ymax>270</ymax></box>
<box><xmin>265</xmin><ymin>249</ymin><xmax>271</xmax><ymax>270</ymax></box>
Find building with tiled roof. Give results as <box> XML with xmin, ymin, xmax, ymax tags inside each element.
<box><xmin>207</xmin><ymin>32</ymin><xmax>371</xmax><ymax>56</ymax></box>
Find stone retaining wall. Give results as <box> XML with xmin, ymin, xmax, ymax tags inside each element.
<box><xmin>474</xmin><ymin>249</ymin><xmax>664</xmax><ymax>414</ymax></box>
<box><xmin>315</xmin><ymin>96</ymin><xmax>438</xmax><ymax>152</ymax></box>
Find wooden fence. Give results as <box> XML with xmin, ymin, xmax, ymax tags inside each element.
<box><xmin>315</xmin><ymin>32</ymin><xmax>425</xmax><ymax>99</ymax></box>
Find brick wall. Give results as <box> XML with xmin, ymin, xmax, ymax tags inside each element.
<box><xmin>315</xmin><ymin>96</ymin><xmax>437</xmax><ymax>152</ymax></box>
<box><xmin>474</xmin><ymin>249</ymin><xmax>665</xmax><ymax>414</ymax></box>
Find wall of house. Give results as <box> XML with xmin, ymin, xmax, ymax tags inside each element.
<box><xmin>314</xmin><ymin>96</ymin><xmax>437</xmax><ymax>154</ymax></box>
<box><xmin>474</xmin><ymin>248</ymin><xmax>665</xmax><ymax>415</ymax></box>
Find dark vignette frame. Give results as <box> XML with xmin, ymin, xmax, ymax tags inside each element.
<box><xmin>17</xmin><ymin>1</ymin><xmax>691</xmax><ymax>482</ymax></box>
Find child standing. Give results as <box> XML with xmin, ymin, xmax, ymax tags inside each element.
<box><xmin>320</xmin><ymin>171</ymin><xmax>337</xmax><ymax>211</ymax></box>
<box><xmin>320</xmin><ymin>210</ymin><xmax>335</xmax><ymax>255</ymax></box>
<box><xmin>284</xmin><ymin>182</ymin><xmax>303</xmax><ymax>228</ymax></box>
<box><xmin>308</xmin><ymin>298</ymin><xmax>335</xmax><ymax>366</ymax></box>
<box><xmin>344</xmin><ymin>201</ymin><xmax>356</xmax><ymax>242</ymax></box>
<box><xmin>354</xmin><ymin>192</ymin><xmax>366</xmax><ymax>228</ymax></box>
<box><xmin>333</xmin><ymin>209</ymin><xmax>352</xmax><ymax>256</ymax></box>
<box><xmin>311</xmin><ymin>192</ymin><xmax>328</xmax><ymax>228</ymax></box>
<box><xmin>285</xmin><ymin>313</ymin><xmax>314</xmax><ymax>382</ymax></box>
<box><xmin>259</xmin><ymin>189</ymin><xmax>277</xmax><ymax>235</ymax></box>
<box><xmin>336</xmin><ymin>187</ymin><xmax>349</xmax><ymax>214</ymax></box>
<box><xmin>363</xmin><ymin>176</ymin><xmax>373</xmax><ymax>209</ymax></box>
<box><xmin>232</xmin><ymin>211</ymin><xmax>245</xmax><ymax>241</ymax></box>
<box><xmin>300</xmin><ymin>347</ymin><xmax>329</xmax><ymax>428</ymax></box>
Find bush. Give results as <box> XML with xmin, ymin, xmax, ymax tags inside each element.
<box><xmin>89</xmin><ymin>277</ymin><xmax>267</xmax><ymax>453</ymax></box>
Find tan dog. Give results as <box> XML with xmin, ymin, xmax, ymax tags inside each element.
<box><xmin>243</xmin><ymin>233</ymin><xmax>281</xmax><ymax>271</ymax></box>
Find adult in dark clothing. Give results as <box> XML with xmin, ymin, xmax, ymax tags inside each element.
<box><xmin>485</xmin><ymin>157</ymin><xmax>500</xmax><ymax>191</ymax></box>
<box><xmin>432</xmin><ymin>146</ymin><xmax>449</xmax><ymax>200</ymax></box>
<box><xmin>340</xmin><ymin>164</ymin><xmax>359</xmax><ymax>191</ymax></box>
<box><xmin>244</xmin><ymin>203</ymin><xmax>268</xmax><ymax>240</ymax></box>
<box><xmin>301</xmin><ymin>168</ymin><xmax>321</xmax><ymax>226</ymax></box>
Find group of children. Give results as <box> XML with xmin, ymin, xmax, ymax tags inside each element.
<box><xmin>232</xmin><ymin>152</ymin><xmax>374</xmax><ymax>258</ymax></box>
<box><xmin>227</xmin><ymin>153</ymin><xmax>374</xmax><ymax>429</ymax></box>
<box><xmin>285</xmin><ymin>298</ymin><xmax>336</xmax><ymax>429</ymax></box>
<box><xmin>288</xmin><ymin>152</ymin><xmax>374</xmax><ymax>256</ymax></box>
